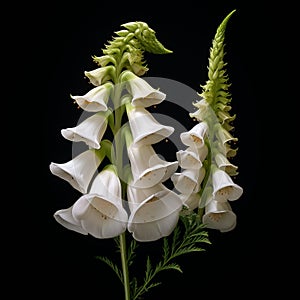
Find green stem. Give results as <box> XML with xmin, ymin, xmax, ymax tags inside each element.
<box><xmin>120</xmin><ymin>232</ymin><xmax>131</xmax><ymax>300</ymax></box>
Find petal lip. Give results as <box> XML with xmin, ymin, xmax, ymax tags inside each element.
<box><xmin>131</xmin><ymin>165</ymin><xmax>167</xmax><ymax>189</ymax></box>
<box><xmin>53</xmin><ymin>207</ymin><xmax>88</xmax><ymax>235</ymax></box>
<box><xmin>60</xmin><ymin>112</ymin><xmax>108</xmax><ymax>149</ymax></box>
<box><xmin>72</xmin><ymin>193</ymin><xmax>128</xmax><ymax>239</ymax></box>
<box><xmin>49</xmin><ymin>163</ymin><xmax>86</xmax><ymax>194</ymax></box>
<box><xmin>212</xmin><ymin>168</ymin><xmax>243</xmax><ymax>201</ymax></box>
<box><xmin>127</xmin><ymin>188</ymin><xmax>182</xmax><ymax>241</ymax></box>
<box><xmin>121</xmin><ymin>70</ymin><xmax>166</xmax><ymax>107</ymax></box>
<box><xmin>49</xmin><ymin>150</ymin><xmax>101</xmax><ymax>194</ymax></box>
<box><xmin>202</xmin><ymin>200</ymin><xmax>236</xmax><ymax>232</ymax></box>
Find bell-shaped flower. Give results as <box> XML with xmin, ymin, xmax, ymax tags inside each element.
<box><xmin>211</xmin><ymin>165</ymin><xmax>243</xmax><ymax>202</ymax></box>
<box><xmin>53</xmin><ymin>165</ymin><xmax>128</xmax><ymax>238</ymax></box>
<box><xmin>176</xmin><ymin>145</ymin><xmax>208</xmax><ymax>170</ymax></box>
<box><xmin>214</xmin><ymin>152</ymin><xmax>238</xmax><ymax>176</ymax></box>
<box><xmin>126</xmin><ymin>102</ymin><xmax>174</xmax><ymax>146</ymax></box>
<box><xmin>202</xmin><ymin>200</ymin><xmax>236</xmax><ymax>232</ymax></box>
<box><xmin>49</xmin><ymin>148</ymin><xmax>103</xmax><ymax>193</ymax></box>
<box><xmin>127</xmin><ymin>143</ymin><xmax>178</xmax><ymax>189</ymax></box>
<box><xmin>121</xmin><ymin>70</ymin><xmax>166</xmax><ymax>107</ymax></box>
<box><xmin>70</xmin><ymin>82</ymin><xmax>113</xmax><ymax>112</ymax></box>
<box><xmin>215</xmin><ymin>123</ymin><xmax>238</xmax><ymax>145</ymax></box>
<box><xmin>171</xmin><ymin>167</ymin><xmax>205</xmax><ymax>195</ymax></box>
<box><xmin>71</xmin><ymin>166</ymin><xmax>128</xmax><ymax>239</ymax></box>
<box><xmin>84</xmin><ymin>65</ymin><xmax>115</xmax><ymax>86</ymax></box>
<box><xmin>214</xmin><ymin>140</ymin><xmax>238</xmax><ymax>158</ymax></box>
<box><xmin>179</xmin><ymin>192</ymin><xmax>201</xmax><ymax>211</ymax></box>
<box><xmin>189</xmin><ymin>99</ymin><xmax>212</xmax><ymax>122</ymax></box>
<box><xmin>61</xmin><ymin>111</ymin><xmax>109</xmax><ymax>149</ymax></box>
<box><xmin>54</xmin><ymin>206</ymin><xmax>88</xmax><ymax>235</ymax></box>
<box><xmin>127</xmin><ymin>183</ymin><xmax>183</xmax><ymax>241</ymax></box>
<box><xmin>92</xmin><ymin>54</ymin><xmax>116</xmax><ymax>67</ymax></box>
<box><xmin>180</xmin><ymin>122</ymin><xmax>208</xmax><ymax>148</ymax></box>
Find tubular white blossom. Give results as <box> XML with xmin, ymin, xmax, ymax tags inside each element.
<box><xmin>127</xmin><ymin>144</ymin><xmax>177</xmax><ymax>188</ymax></box>
<box><xmin>71</xmin><ymin>167</ymin><xmax>128</xmax><ymax>239</ymax></box>
<box><xmin>179</xmin><ymin>192</ymin><xmax>201</xmax><ymax>211</ymax></box>
<box><xmin>180</xmin><ymin>122</ymin><xmax>208</xmax><ymax>148</ymax></box>
<box><xmin>84</xmin><ymin>65</ymin><xmax>115</xmax><ymax>86</ymax></box>
<box><xmin>126</xmin><ymin>103</ymin><xmax>174</xmax><ymax>146</ymax></box>
<box><xmin>70</xmin><ymin>82</ymin><xmax>113</xmax><ymax>112</ymax></box>
<box><xmin>61</xmin><ymin>112</ymin><xmax>108</xmax><ymax>149</ymax></box>
<box><xmin>215</xmin><ymin>123</ymin><xmax>238</xmax><ymax>145</ymax></box>
<box><xmin>211</xmin><ymin>166</ymin><xmax>243</xmax><ymax>202</ymax></box>
<box><xmin>53</xmin><ymin>207</ymin><xmax>88</xmax><ymax>235</ymax></box>
<box><xmin>171</xmin><ymin>167</ymin><xmax>205</xmax><ymax>195</ymax></box>
<box><xmin>121</xmin><ymin>70</ymin><xmax>166</xmax><ymax>107</ymax></box>
<box><xmin>127</xmin><ymin>183</ymin><xmax>183</xmax><ymax>241</ymax></box>
<box><xmin>214</xmin><ymin>152</ymin><xmax>238</xmax><ymax>176</ymax></box>
<box><xmin>202</xmin><ymin>200</ymin><xmax>236</xmax><ymax>232</ymax></box>
<box><xmin>148</xmin><ymin>152</ymin><xmax>178</xmax><ymax>182</ymax></box>
<box><xmin>49</xmin><ymin>149</ymin><xmax>102</xmax><ymax>193</ymax></box>
<box><xmin>176</xmin><ymin>145</ymin><xmax>208</xmax><ymax>169</ymax></box>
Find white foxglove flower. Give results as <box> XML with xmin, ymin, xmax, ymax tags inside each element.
<box><xmin>211</xmin><ymin>166</ymin><xmax>243</xmax><ymax>202</ymax></box>
<box><xmin>171</xmin><ymin>167</ymin><xmax>205</xmax><ymax>195</ymax></box>
<box><xmin>189</xmin><ymin>99</ymin><xmax>211</xmax><ymax>121</ymax></box>
<box><xmin>71</xmin><ymin>166</ymin><xmax>128</xmax><ymax>239</ymax></box>
<box><xmin>54</xmin><ymin>207</ymin><xmax>88</xmax><ymax>235</ymax></box>
<box><xmin>128</xmin><ymin>144</ymin><xmax>177</xmax><ymax>188</ymax></box>
<box><xmin>180</xmin><ymin>122</ymin><xmax>208</xmax><ymax>148</ymax></box>
<box><xmin>215</xmin><ymin>123</ymin><xmax>238</xmax><ymax>145</ymax></box>
<box><xmin>214</xmin><ymin>152</ymin><xmax>238</xmax><ymax>176</ymax></box>
<box><xmin>49</xmin><ymin>149</ymin><xmax>102</xmax><ymax>193</ymax></box>
<box><xmin>148</xmin><ymin>152</ymin><xmax>178</xmax><ymax>182</ymax></box>
<box><xmin>53</xmin><ymin>166</ymin><xmax>128</xmax><ymax>239</ymax></box>
<box><xmin>127</xmin><ymin>183</ymin><xmax>182</xmax><ymax>241</ymax></box>
<box><xmin>126</xmin><ymin>102</ymin><xmax>174</xmax><ymax>146</ymax></box>
<box><xmin>176</xmin><ymin>145</ymin><xmax>208</xmax><ymax>169</ymax></box>
<box><xmin>70</xmin><ymin>82</ymin><xmax>113</xmax><ymax>112</ymax></box>
<box><xmin>214</xmin><ymin>140</ymin><xmax>238</xmax><ymax>158</ymax></box>
<box><xmin>121</xmin><ymin>70</ymin><xmax>166</xmax><ymax>107</ymax></box>
<box><xmin>61</xmin><ymin>111</ymin><xmax>108</xmax><ymax>149</ymax></box>
<box><xmin>202</xmin><ymin>200</ymin><xmax>236</xmax><ymax>232</ymax></box>
<box><xmin>84</xmin><ymin>65</ymin><xmax>115</xmax><ymax>86</ymax></box>
<box><xmin>179</xmin><ymin>192</ymin><xmax>201</xmax><ymax>211</ymax></box>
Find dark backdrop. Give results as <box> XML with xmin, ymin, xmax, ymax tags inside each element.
<box><xmin>42</xmin><ymin>1</ymin><xmax>284</xmax><ymax>299</ymax></box>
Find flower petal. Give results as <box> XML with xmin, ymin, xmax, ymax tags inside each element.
<box><xmin>212</xmin><ymin>167</ymin><xmax>243</xmax><ymax>201</ymax></box>
<box><xmin>49</xmin><ymin>149</ymin><xmax>102</xmax><ymax>193</ymax></box>
<box><xmin>127</xmin><ymin>184</ymin><xmax>182</xmax><ymax>241</ymax></box>
<box><xmin>53</xmin><ymin>207</ymin><xmax>88</xmax><ymax>235</ymax></box>
<box><xmin>61</xmin><ymin>112</ymin><xmax>108</xmax><ymax>149</ymax></box>
<box><xmin>176</xmin><ymin>145</ymin><xmax>208</xmax><ymax>169</ymax></box>
<box><xmin>72</xmin><ymin>194</ymin><xmax>128</xmax><ymax>239</ymax></box>
<box><xmin>127</xmin><ymin>144</ymin><xmax>169</xmax><ymax>188</ymax></box>
<box><xmin>171</xmin><ymin>167</ymin><xmax>205</xmax><ymax>195</ymax></box>
<box><xmin>202</xmin><ymin>200</ymin><xmax>236</xmax><ymax>232</ymax></box>
<box><xmin>179</xmin><ymin>192</ymin><xmax>201</xmax><ymax>211</ymax></box>
<box><xmin>180</xmin><ymin>122</ymin><xmax>208</xmax><ymax>148</ymax></box>
<box><xmin>84</xmin><ymin>66</ymin><xmax>115</xmax><ymax>86</ymax></box>
<box><xmin>70</xmin><ymin>82</ymin><xmax>113</xmax><ymax>112</ymax></box>
<box><xmin>126</xmin><ymin>103</ymin><xmax>174</xmax><ymax>146</ymax></box>
<box><xmin>121</xmin><ymin>70</ymin><xmax>166</xmax><ymax>107</ymax></box>
<box><xmin>215</xmin><ymin>152</ymin><xmax>238</xmax><ymax>176</ymax></box>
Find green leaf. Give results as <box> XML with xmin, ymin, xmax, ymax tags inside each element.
<box><xmin>95</xmin><ymin>256</ymin><xmax>123</xmax><ymax>284</ymax></box>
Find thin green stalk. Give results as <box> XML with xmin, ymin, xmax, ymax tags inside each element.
<box><xmin>120</xmin><ymin>232</ymin><xmax>130</xmax><ymax>300</ymax></box>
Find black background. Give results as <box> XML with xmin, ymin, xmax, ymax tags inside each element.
<box><xmin>41</xmin><ymin>1</ymin><xmax>288</xmax><ymax>299</ymax></box>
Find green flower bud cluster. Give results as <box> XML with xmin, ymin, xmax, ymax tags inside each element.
<box><xmin>191</xmin><ymin>10</ymin><xmax>238</xmax><ymax>170</ymax></box>
<box><xmin>92</xmin><ymin>21</ymin><xmax>172</xmax><ymax>78</ymax></box>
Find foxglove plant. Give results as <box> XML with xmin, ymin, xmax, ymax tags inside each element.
<box><xmin>50</xmin><ymin>10</ymin><xmax>242</xmax><ymax>300</ymax></box>
<box><xmin>176</xmin><ymin>9</ymin><xmax>243</xmax><ymax>231</ymax></box>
